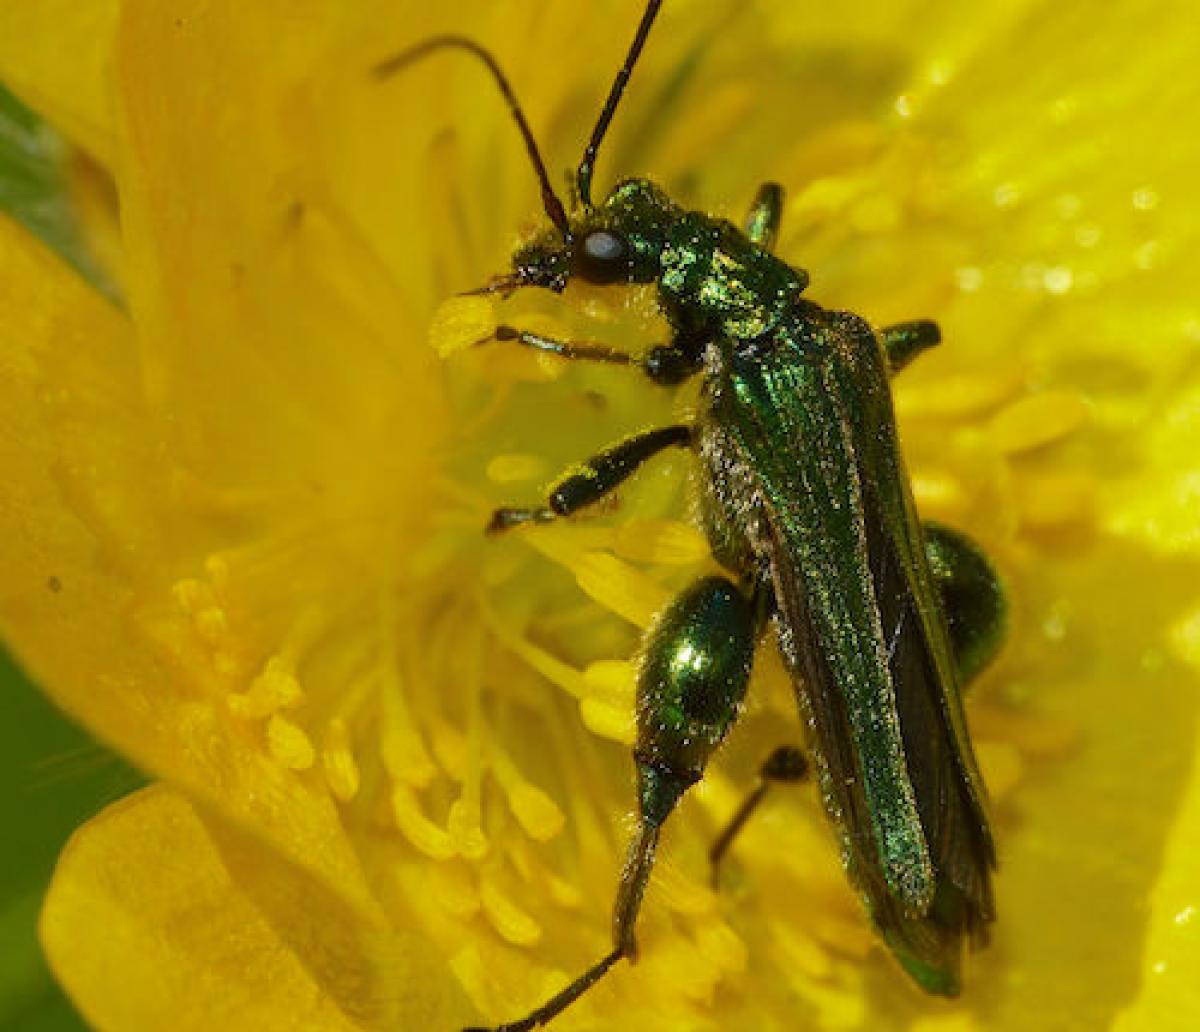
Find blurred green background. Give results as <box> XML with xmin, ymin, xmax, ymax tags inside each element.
<box><xmin>0</xmin><ymin>82</ymin><xmax>141</xmax><ymax>1032</ymax></box>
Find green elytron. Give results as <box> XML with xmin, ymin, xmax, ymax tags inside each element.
<box><xmin>379</xmin><ymin>2</ymin><xmax>1008</xmax><ymax>1028</ymax></box>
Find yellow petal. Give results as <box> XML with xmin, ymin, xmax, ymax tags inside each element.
<box><xmin>41</xmin><ymin>785</ymin><xmax>474</xmax><ymax>1031</ymax></box>
<box><xmin>0</xmin><ymin>213</ymin><xmax>375</xmax><ymax>915</ymax></box>
<box><xmin>0</xmin><ymin>0</ymin><xmax>119</xmax><ymax>164</ymax></box>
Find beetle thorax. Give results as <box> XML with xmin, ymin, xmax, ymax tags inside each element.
<box><xmin>658</xmin><ymin>211</ymin><xmax>806</xmax><ymax>343</ymax></box>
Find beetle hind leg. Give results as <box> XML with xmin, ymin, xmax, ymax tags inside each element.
<box><xmin>923</xmin><ymin>521</ymin><xmax>1009</xmax><ymax>687</ymax></box>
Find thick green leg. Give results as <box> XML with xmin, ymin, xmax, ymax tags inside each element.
<box><xmin>882</xmin><ymin>319</ymin><xmax>941</xmax><ymax>374</ymax></box>
<box><xmin>744</xmin><ymin>182</ymin><xmax>784</xmax><ymax>251</ymax></box>
<box><xmin>469</xmin><ymin>577</ymin><xmax>758</xmax><ymax>1031</ymax></box>
<box><xmin>923</xmin><ymin>521</ymin><xmax>1008</xmax><ymax>686</ymax></box>
<box><xmin>486</xmin><ymin>424</ymin><xmax>692</xmax><ymax>533</ymax></box>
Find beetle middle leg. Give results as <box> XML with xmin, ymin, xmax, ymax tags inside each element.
<box><xmin>882</xmin><ymin>319</ymin><xmax>941</xmax><ymax>373</ymax></box>
<box><xmin>708</xmin><ymin>744</ymin><xmax>808</xmax><ymax>887</ymax></box>
<box><xmin>487</xmin><ymin>424</ymin><xmax>692</xmax><ymax>533</ymax></box>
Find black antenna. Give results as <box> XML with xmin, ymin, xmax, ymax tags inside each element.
<box><xmin>373</xmin><ymin>36</ymin><xmax>572</xmax><ymax>240</ymax></box>
<box><xmin>576</xmin><ymin>0</ymin><xmax>665</xmax><ymax>210</ymax></box>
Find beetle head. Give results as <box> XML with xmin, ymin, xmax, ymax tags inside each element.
<box><xmin>493</xmin><ymin>178</ymin><xmax>678</xmax><ymax>296</ymax></box>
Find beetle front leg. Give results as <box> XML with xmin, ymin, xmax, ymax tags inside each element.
<box><xmin>486</xmin><ymin>424</ymin><xmax>692</xmax><ymax>533</ymax></box>
<box><xmin>490</xmin><ymin>324</ymin><xmax>705</xmax><ymax>386</ymax></box>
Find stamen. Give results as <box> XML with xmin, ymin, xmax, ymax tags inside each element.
<box><xmin>582</xmin><ymin>659</ymin><xmax>636</xmax><ymax>706</ymax></box>
<box><xmin>229</xmin><ymin>656</ymin><xmax>304</xmax><ymax>718</ymax></box>
<box><xmin>991</xmin><ymin>390</ymin><xmax>1090</xmax><ymax>453</ymax></box>
<box><xmin>579</xmin><ymin>698</ymin><xmax>635</xmax><ymax>744</ymax></box>
<box><xmin>391</xmin><ymin>783</ymin><xmax>455</xmax><ymax>859</ymax></box>
<box><xmin>266</xmin><ymin>713</ymin><xmax>316</xmax><ymax>770</ymax></box>
<box><xmin>612</xmin><ymin>519</ymin><xmax>711</xmax><ymax>565</ymax></box>
<box><xmin>571</xmin><ymin>551</ymin><xmax>671</xmax><ymax>627</ymax></box>
<box><xmin>893</xmin><ymin>363</ymin><xmax>1026</xmax><ymax>419</ymax></box>
<box><xmin>491</xmin><ymin>747</ymin><xmax>566</xmax><ymax>841</ymax></box>
<box><xmin>481</xmin><ymin>873</ymin><xmax>544</xmax><ymax>946</ymax></box>
<box><xmin>321</xmin><ymin>717</ymin><xmax>361</xmax><ymax>801</ymax></box>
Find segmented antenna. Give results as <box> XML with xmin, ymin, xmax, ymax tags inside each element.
<box><xmin>577</xmin><ymin>0</ymin><xmax>665</xmax><ymax>210</ymax></box>
<box><xmin>373</xmin><ymin>36</ymin><xmax>572</xmax><ymax>240</ymax></box>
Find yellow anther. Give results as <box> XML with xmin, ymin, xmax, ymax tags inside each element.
<box><xmin>894</xmin><ymin>365</ymin><xmax>1025</xmax><ymax>419</ymax></box>
<box><xmin>448</xmin><ymin>798</ymin><xmax>489</xmax><ymax>860</ymax></box>
<box><xmin>509</xmin><ymin>784</ymin><xmax>565</xmax><ymax>842</ymax></box>
<box><xmin>428</xmin><ymin>719</ymin><xmax>468</xmax><ymax>781</ymax></box>
<box><xmin>990</xmin><ymin>390</ymin><xmax>1090</xmax><ymax>454</ymax></box>
<box><xmin>612</xmin><ymin>519</ymin><xmax>710</xmax><ymax>565</ymax></box>
<box><xmin>381</xmin><ymin>727</ymin><xmax>438</xmax><ymax>788</ymax></box>
<box><xmin>582</xmin><ymin>659</ymin><xmax>636</xmax><ymax>705</ymax></box>
<box><xmin>266</xmin><ymin>713</ymin><xmax>315</xmax><ymax>770</ymax></box>
<box><xmin>1016</xmin><ymin>472</ymin><xmax>1096</xmax><ymax>527</ymax></box>
<box><xmin>909</xmin><ymin>471</ymin><xmax>967</xmax><ymax>516</ymax></box>
<box><xmin>229</xmin><ymin>659</ymin><xmax>304</xmax><ymax>719</ymax></box>
<box><xmin>480</xmin><ymin>876</ymin><xmax>542</xmax><ymax>946</ymax></box>
<box><xmin>486</xmin><ymin>453</ymin><xmax>547</xmax><ymax>484</ymax></box>
<box><xmin>428</xmin><ymin>295</ymin><xmax>495</xmax><ymax>357</ymax></box>
<box><xmin>391</xmin><ymin>784</ymin><xmax>454</xmax><ymax>860</ymax></box>
<box><xmin>579</xmin><ymin>697</ymin><xmax>635</xmax><ymax>745</ymax></box>
<box><xmin>572</xmin><ymin>551</ymin><xmax>671</xmax><ymax>628</ymax></box>
<box><xmin>321</xmin><ymin>719</ymin><xmax>360</xmax><ymax>802</ymax></box>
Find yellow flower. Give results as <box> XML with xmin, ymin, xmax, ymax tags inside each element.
<box><xmin>1</xmin><ymin>1</ymin><xmax>1199</xmax><ymax>1029</ymax></box>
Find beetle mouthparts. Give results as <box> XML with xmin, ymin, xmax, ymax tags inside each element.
<box><xmin>460</xmin><ymin>272</ymin><xmax>527</xmax><ymax>298</ymax></box>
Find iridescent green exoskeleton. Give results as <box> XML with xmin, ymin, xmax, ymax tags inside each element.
<box><xmin>377</xmin><ymin>3</ymin><xmax>1008</xmax><ymax>1029</ymax></box>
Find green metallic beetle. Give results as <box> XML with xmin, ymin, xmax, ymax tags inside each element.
<box><xmin>378</xmin><ymin>3</ymin><xmax>1008</xmax><ymax>1029</ymax></box>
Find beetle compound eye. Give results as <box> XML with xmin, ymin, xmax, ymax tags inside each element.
<box><xmin>577</xmin><ymin>229</ymin><xmax>630</xmax><ymax>284</ymax></box>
